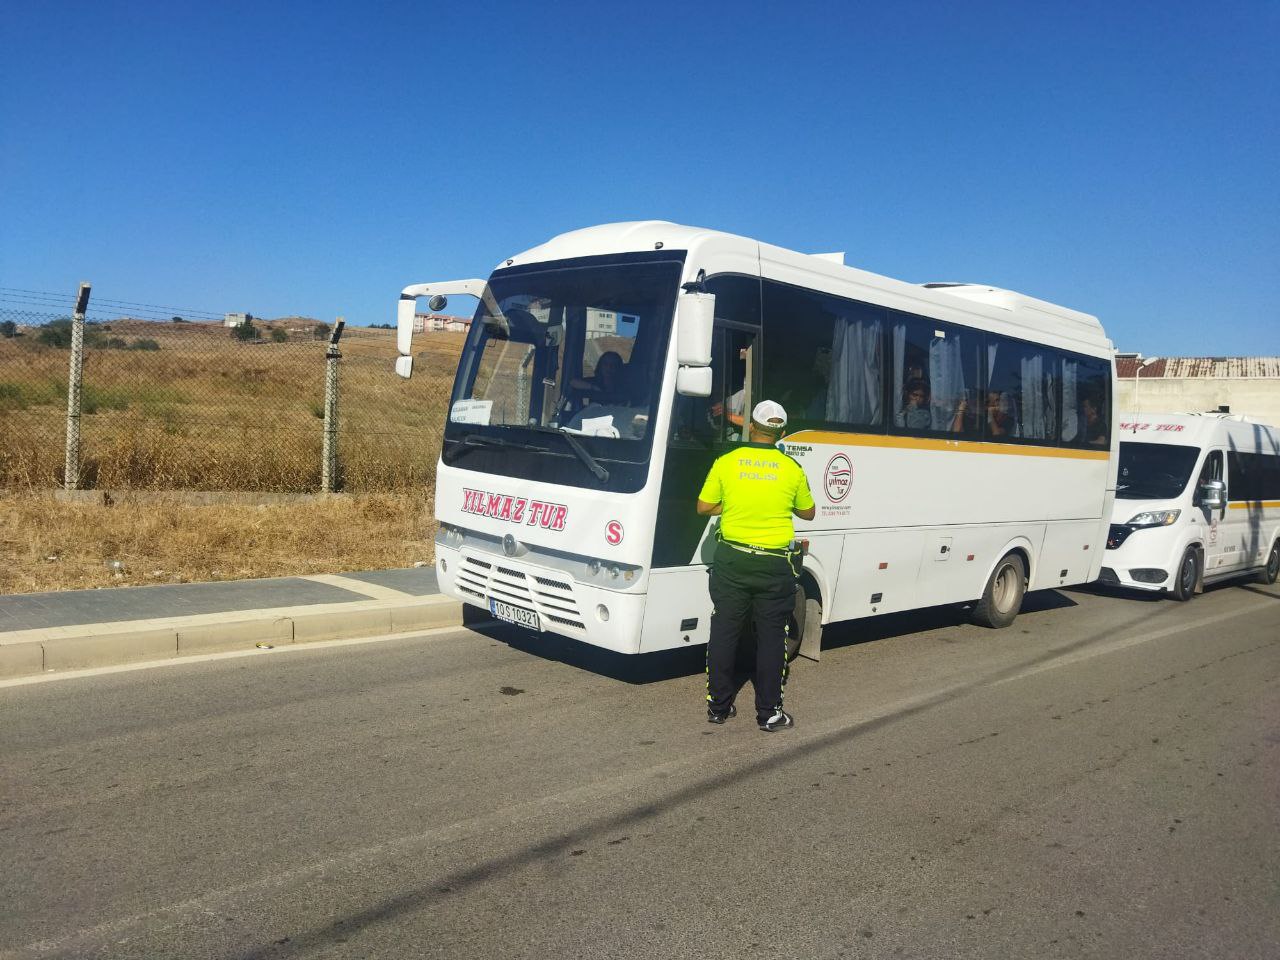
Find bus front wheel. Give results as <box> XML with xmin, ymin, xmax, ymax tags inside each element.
<box><xmin>972</xmin><ymin>552</ymin><xmax>1026</xmax><ymax>629</ymax></box>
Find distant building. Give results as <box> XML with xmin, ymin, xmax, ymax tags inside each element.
<box><xmin>585</xmin><ymin>308</ymin><xmax>640</xmax><ymax>340</ymax></box>
<box><xmin>1116</xmin><ymin>354</ymin><xmax>1280</xmax><ymax>425</ymax></box>
<box><xmin>413</xmin><ymin>313</ymin><xmax>471</xmax><ymax>334</ymax></box>
<box><xmin>224</xmin><ymin>312</ymin><xmax>249</xmax><ymax>328</ymax></box>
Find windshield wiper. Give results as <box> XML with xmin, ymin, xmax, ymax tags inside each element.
<box><xmin>527</xmin><ymin>425</ymin><xmax>610</xmax><ymax>483</ymax></box>
<box><xmin>443</xmin><ymin>432</ymin><xmax>547</xmax><ymax>464</ymax></box>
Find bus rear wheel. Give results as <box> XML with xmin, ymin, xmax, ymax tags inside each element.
<box><xmin>1172</xmin><ymin>546</ymin><xmax>1199</xmax><ymax>601</ymax></box>
<box><xmin>972</xmin><ymin>552</ymin><xmax>1026</xmax><ymax>629</ymax></box>
<box><xmin>1259</xmin><ymin>539</ymin><xmax>1280</xmax><ymax>585</ymax></box>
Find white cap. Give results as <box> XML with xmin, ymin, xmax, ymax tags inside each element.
<box><xmin>751</xmin><ymin>399</ymin><xmax>788</xmax><ymax>430</ymax></box>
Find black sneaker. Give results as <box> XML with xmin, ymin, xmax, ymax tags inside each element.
<box><xmin>707</xmin><ymin>704</ymin><xmax>737</xmax><ymax>724</ymax></box>
<box><xmin>758</xmin><ymin>709</ymin><xmax>794</xmax><ymax>732</ymax></box>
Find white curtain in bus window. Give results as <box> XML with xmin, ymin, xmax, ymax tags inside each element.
<box><xmin>1061</xmin><ymin>357</ymin><xmax>1080</xmax><ymax>442</ymax></box>
<box><xmin>927</xmin><ymin>332</ymin><xmax>970</xmax><ymax>432</ymax></box>
<box><xmin>827</xmin><ymin>306</ymin><xmax>882</xmax><ymax>426</ymax></box>
<box><xmin>1019</xmin><ymin>350</ymin><xmax>1057</xmax><ymax>441</ymax></box>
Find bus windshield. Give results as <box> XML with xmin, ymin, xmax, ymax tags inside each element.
<box><xmin>448</xmin><ymin>257</ymin><xmax>681</xmax><ymax>442</ymax></box>
<box><xmin>1116</xmin><ymin>441</ymin><xmax>1201</xmax><ymax>500</ymax></box>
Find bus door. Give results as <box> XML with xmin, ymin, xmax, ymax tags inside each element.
<box><xmin>654</xmin><ymin>276</ymin><xmax>760</xmax><ymax>569</ymax></box>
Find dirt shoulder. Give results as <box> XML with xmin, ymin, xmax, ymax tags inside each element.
<box><xmin>0</xmin><ymin>491</ymin><xmax>436</xmax><ymax>594</ymax></box>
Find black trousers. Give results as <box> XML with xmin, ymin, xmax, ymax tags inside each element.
<box><xmin>706</xmin><ymin>543</ymin><xmax>796</xmax><ymax>723</ymax></box>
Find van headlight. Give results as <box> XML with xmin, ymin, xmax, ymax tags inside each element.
<box><xmin>1126</xmin><ymin>510</ymin><xmax>1180</xmax><ymax>528</ymax></box>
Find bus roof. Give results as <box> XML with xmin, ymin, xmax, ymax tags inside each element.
<box><xmin>499</xmin><ymin>221</ymin><xmax>1110</xmax><ymax>356</ymax></box>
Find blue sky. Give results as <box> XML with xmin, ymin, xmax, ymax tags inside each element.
<box><xmin>2</xmin><ymin>0</ymin><xmax>1276</xmax><ymax>355</ymax></box>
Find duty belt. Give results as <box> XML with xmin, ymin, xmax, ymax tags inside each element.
<box><xmin>718</xmin><ymin>536</ymin><xmax>792</xmax><ymax>558</ymax></box>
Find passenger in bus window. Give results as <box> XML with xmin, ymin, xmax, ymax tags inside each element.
<box><xmin>1082</xmin><ymin>394</ymin><xmax>1107</xmax><ymax>446</ymax></box>
<box><xmin>948</xmin><ymin>392</ymin><xmax>971</xmax><ymax>433</ymax></box>
<box><xmin>985</xmin><ymin>390</ymin><xmax>1015</xmax><ymax>437</ymax></box>
<box><xmin>895</xmin><ymin>379</ymin><xmax>931</xmax><ymax>430</ymax></box>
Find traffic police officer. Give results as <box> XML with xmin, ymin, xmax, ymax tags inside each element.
<box><xmin>696</xmin><ymin>400</ymin><xmax>816</xmax><ymax>731</ymax></box>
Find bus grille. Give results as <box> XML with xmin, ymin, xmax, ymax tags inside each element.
<box><xmin>456</xmin><ymin>554</ymin><xmax>586</xmax><ymax>630</ymax></box>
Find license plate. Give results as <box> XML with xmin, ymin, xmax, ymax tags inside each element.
<box><xmin>490</xmin><ymin>598</ymin><xmax>540</xmax><ymax>631</ymax></box>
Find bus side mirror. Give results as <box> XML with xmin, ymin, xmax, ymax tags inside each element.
<box><xmin>676</xmin><ymin>292</ymin><xmax>714</xmax><ymax>366</ymax></box>
<box><xmin>1199</xmin><ymin>479</ymin><xmax>1225</xmax><ymax>510</ymax></box>
<box><xmin>395</xmin><ymin>355</ymin><xmax>413</xmax><ymax>379</ymax></box>
<box><xmin>676</xmin><ymin>365</ymin><xmax>713</xmax><ymax>397</ymax></box>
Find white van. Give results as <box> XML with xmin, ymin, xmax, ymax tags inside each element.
<box><xmin>1101</xmin><ymin>412</ymin><xmax>1280</xmax><ymax>599</ymax></box>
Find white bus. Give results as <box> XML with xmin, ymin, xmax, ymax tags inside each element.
<box><xmin>1102</xmin><ymin>412</ymin><xmax>1280</xmax><ymax>599</ymax></box>
<box><xmin>395</xmin><ymin>221</ymin><xmax>1117</xmax><ymax>660</ymax></box>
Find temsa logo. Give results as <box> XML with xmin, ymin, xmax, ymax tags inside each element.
<box><xmin>605</xmin><ymin>520</ymin><xmax>624</xmax><ymax>545</ymax></box>
<box><xmin>461</xmin><ymin>489</ymin><xmax>568</xmax><ymax>531</ymax></box>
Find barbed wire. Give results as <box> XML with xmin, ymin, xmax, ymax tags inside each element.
<box><xmin>0</xmin><ymin>286</ymin><xmax>225</xmax><ymax>321</ymax></box>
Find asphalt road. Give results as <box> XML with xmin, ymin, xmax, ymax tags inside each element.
<box><xmin>2</xmin><ymin>579</ymin><xmax>1278</xmax><ymax>960</ymax></box>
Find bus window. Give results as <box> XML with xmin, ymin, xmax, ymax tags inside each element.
<box><xmin>670</xmin><ymin>275</ymin><xmax>760</xmax><ymax>446</ymax></box>
<box><xmin>891</xmin><ymin>312</ymin><xmax>979</xmax><ymax>436</ymax></box>
<box><xmin>762</xmin><ymin>281</ymin><xmax>884</xmax><ymax>430</ymax></box>
<box><xmin>1061</xmin><ymin>354</ymin><xmax>1111</xmax><ymax>448</ymax></box>
<box><xmin>987</xmin><ymin>337</ymin><xmax>1059</xmax><ymax>443</ymax></box>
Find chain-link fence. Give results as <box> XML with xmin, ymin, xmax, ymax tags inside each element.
<box><xmin>0</xmin><ymin>293</ymin><xmax>462</xmax><ymax>492</ymax></box>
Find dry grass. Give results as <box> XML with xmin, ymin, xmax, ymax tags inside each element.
<box><xmin>0</xmin><ymin>490</ymin><xmax>437</xmax><ymax>594</ymax></box>
<box><xmin>0</xmin><ymin>321</ymin><xmax>464</xmax><ymax>492</ymax></box>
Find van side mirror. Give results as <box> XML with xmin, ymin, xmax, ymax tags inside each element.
<box><xmin>1199</xmin><ymin>478</ymin><xmax>1225</xmax><ymax>510</ymax></box>
<box><xmin>676</xmin><ymin>365</ymin><xmax>713</xmax><ymax>397</ymax></box>
<box><xmin>676</xmin><ymin>292</ymin><xmax>714</xmax><ymax>366</ymax></box>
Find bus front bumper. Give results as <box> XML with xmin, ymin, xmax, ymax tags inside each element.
<box><xmin>433</xmin><ymin>544</ymin><xmax>647</xmax><ymax>654</ymax></box>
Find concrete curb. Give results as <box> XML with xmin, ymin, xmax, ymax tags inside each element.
<box><xmin>0</xmin><ymin>594</ymin><xmax>464</xmax><ymax>680</ymax></box>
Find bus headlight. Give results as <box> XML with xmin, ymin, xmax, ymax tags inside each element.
<box><xmin>1126</xmin><ymin>510</ymin><xmax>1180</xmax><ymax>528</ymax></box>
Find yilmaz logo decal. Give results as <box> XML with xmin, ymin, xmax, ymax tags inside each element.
<box><xmin>824</xmin><ymin>453</ymin><xmax>852</xmax><ymax>503</ymax></box>
<box><xmin>605</xmin><ymin>520</ymin><xmax>624</xmax><ymax>545</ymax></box>
<box><xmin>461</xmin><ymin>489</ymin><xmax>568</xmax><ymax>531</ymax></box>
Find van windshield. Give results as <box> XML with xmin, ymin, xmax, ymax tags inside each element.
<box><xmin>1117</xmin><ymin>442</ymin><xmax>1201</xmax><ymax>500</ymax></box>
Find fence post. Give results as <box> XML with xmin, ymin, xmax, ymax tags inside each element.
<box><xmin>321</xmin><ymin>317</ymin><xmax>345</xmax><ymax>493</ymax></box>
<box><xmin>63</xmin><ymin>282</ymin><xmax>92</xmax><ymax>491</ymax></box>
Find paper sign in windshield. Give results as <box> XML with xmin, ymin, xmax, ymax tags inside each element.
<box><xmin>451</xmin><ymin>400</ymin><xmax>493</xmax><ymax>425</ymax></box>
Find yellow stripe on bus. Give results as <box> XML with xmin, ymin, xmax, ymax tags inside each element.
<box><xmin>786</xmin><ymin>430</ymin><xmax>1112</xmax><ymax>461</ymax></box>
<box><xmin>1228</xmin><ymin>500</ymin><xmax>1280</xmax><ymax>510</ymax></box>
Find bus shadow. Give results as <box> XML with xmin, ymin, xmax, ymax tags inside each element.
<box><xmin>473</xmin><ymin>588</ymin><xmax>1080</xmax><ymax>683</ymax></box>
<box><xmin>472</xmin><ymin>620</ymin><xmax>707</xmax><ymax>684</ymax></box>
<box><xmin>820</xmin><ymin>589</ymin><xmax>1078</xmax><ymax>652</ymax></box>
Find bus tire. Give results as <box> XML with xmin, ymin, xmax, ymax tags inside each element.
<box><xmin>787</xmin><ymin>580</ymin><xmax>823</xmax><ymax>662</ymax></box>
<box><xmin>972</xmin><ymin>552</ymin><xmax>1026</xmax><ymax>629</ymax></box>
<box><xmin>786</xmin><ymin>584</ymin><xmax>805</xmax><ymax>662</ymax></box>
<box><xmin>1258</xmin><ymin>539</ymin><xmax>1280</xmax><ymax>585</ymax></box>
<box><xmin>1172</xmin><ymin>546</ymin><xmax>1199</xmax><ymax>601</ymax></box>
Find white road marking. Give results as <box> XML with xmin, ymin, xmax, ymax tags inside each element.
<box><xmin>301</xmin><ymin>573</ymin><xmax>416</xmax><ymax>600</ymax></box>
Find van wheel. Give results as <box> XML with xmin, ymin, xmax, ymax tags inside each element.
<box><xmin>1172</xmin><ymin>546</ymin><xmax>1199</xmax><ymax>601</ymax></box>
<box><xmin>972</xmin><ymin>553</ymin><xmax>1026</xmax><ymax>629</ymax></box>
<box><xmin>1259</xmin><ymin>540</ymin><xmax>1280</xmax><ymax>585</ymax></box>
